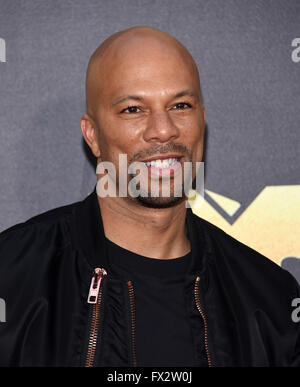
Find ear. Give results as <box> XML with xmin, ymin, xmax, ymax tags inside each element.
<box><xmin>80</xmin><ymin>114</ymin><xmax>101</xmax><ymax>158</ymax></box>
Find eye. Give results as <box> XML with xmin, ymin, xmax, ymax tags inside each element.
<box><xmin>172</xmin><ymin>102</ymin><xmax>192</xmax><ymax>110</ymax></box>
<box><xmin>120</xmin><ymin>106</ymin><xmax>141</xmax><ymax>114</ymax></box>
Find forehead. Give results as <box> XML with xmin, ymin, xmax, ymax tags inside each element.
<box><xmin>98</xmin><ymin>40</ymin><xmax>199</xmax><ymax>101</ymax></box>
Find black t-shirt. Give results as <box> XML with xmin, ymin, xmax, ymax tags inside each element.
<box><xmin>105</xmin><ymin>237</ymin><xmax>195</xmax><ymax>367</ymax></box>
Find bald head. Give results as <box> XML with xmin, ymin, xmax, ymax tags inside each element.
<box><xmin>85</xmin><ymin>26</ymin><xmax>201</xmax><ymax>117</ymax></box>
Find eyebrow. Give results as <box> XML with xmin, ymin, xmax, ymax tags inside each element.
<box><xmin>111</xmin><ymin>89</ymin><xmax>197</xmax><ymax>107</ymax></box>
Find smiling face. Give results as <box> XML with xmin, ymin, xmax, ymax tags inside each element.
<box><xmin>81</xmin><ymin>27</ymin><xmax>205</xmax><ymax>208</ymax></box>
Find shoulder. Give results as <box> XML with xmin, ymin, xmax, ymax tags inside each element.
<box><xmin>1</xmin><ymin>199</ymin><xmax>79</xmax><ymax>235</ymax></box>
<box><xmin>0</xmin><ymin>199</ymin><xmax>82</xmax><ymax>269</ymax></box>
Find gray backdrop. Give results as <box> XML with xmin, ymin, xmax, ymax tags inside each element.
<box><xmin>0</xmin><ymin>1</ymin><xmax>299</xmax><ymax>281</ymax></box>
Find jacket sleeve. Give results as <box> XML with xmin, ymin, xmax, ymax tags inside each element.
<box><xmin>0</xmin><ymin>225</ymin><xmax>32</xmax><ymax>366</ymax></box>
<box><xmin>0</xmin><ymin>222</ymin><xmax>51</xmax><ymax>366</ymax></box>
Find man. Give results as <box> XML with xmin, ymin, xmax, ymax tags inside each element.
<box><xmin>0</xmin><ymin>26</ymin><xmax>299</xmax><ymax>367</ymax></box>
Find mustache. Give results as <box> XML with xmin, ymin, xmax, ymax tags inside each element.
<box><xmin>129</xmin><ymin>143</ymin><xmax>192</xmax><ymax>163</ymax></box>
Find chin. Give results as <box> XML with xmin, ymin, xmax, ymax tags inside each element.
<box><xmin>136</xmin><ymin>195</ymin><xmax>186</xmax><ymax>209</ymax></box>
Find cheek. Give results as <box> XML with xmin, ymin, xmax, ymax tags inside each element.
<box><xmin>178</xmin><ymin>110</ymin><xmax>204</xmax><ymax>137</ymax></box>
<box><xmin>97</xmin><ymin>122</ymin><xmax>141</xmax><ymax>163</ymax></box>
<box><xmin>181</xmin><ymin>122</ymin><xmax>204</xmax><ymax>148</ymax></box>
<box><xmin>183</xmin><ymin>125</ymin><xmax>204</xmax><ymax>161</ymax></box>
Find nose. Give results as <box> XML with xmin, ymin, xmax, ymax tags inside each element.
<box><xmin>142</xmin><ymin>110</ymin><xmax>180</xmax><ymax>143</ymax></box>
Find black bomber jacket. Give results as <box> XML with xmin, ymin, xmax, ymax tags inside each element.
<box><xmin>0</xmin><ymin>186</ymin><xmax>299</xmax><ymax>367</ymax></box>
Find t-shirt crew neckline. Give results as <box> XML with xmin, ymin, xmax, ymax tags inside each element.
<box><xmin>105</xmin><ymin>237</ymin><xmax>192</xmax><ymax>279</ymax></box>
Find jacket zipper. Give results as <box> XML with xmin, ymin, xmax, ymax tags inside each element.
<box><xmin>85</xmin><ymin>267</ymin><xmax>107</xmax><ymax>367</ymax></box>
<box><xmin>194</xmin><ymin>276</ymin><xmax>212</xmax><ymax>367</ymax></box>
<box><xmin>127</xmin><ymin>280</ymin><xmax>137</xmax><ymax>367</ymax></box>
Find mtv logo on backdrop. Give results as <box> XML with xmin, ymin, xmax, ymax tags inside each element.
<box><xmin>0</xmin><ymin>38</ymin><xmax>6</xmax><ymax>63</ymax></box>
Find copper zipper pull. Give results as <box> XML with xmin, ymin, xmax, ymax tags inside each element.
<box><xmin>87</xmin><ymin>268</ymin><xmax>107</xmax><ymax>304</ymax></box>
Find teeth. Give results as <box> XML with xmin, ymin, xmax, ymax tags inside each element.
<box><xmin>145</xmin><ymin>158</ymin><xmax>179</xmax><ymax>168</ymax></box>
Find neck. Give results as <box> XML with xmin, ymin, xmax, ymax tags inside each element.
<box><xmin>97</xmin><ymin>195</ymin><xmax>190</xmax><ymax>259</ymax></box>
